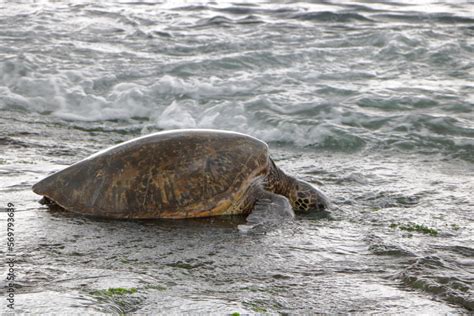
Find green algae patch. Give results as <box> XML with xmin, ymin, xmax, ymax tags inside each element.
<box><xmin>91</xmin><ymin>287</ymin><xmax>137</xmax><ymax>297</ymax></box>
<box><xmin>252</xmin><ymin>306</ymin><xmax>267</xmax><ymax>313</ymax></box>
<box><xmin>144</xmin><ymin>284</ymin><xmax>167</xmax><ymax>291</ymax></box>
<box><xmin>88</xmin><ymin>287</ymin><xmax>143</xmax><ymax>314</ymax></box>
<box><xmin>390</xmin><ymin>223</ymin><xmax>438</xmax><ymax>236</ymax></box>
<box><xmin>399</xmin><ymin>224</ymin><xmax>438</xmax><ymax>236</ymax></box>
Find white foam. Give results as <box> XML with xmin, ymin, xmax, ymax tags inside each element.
<box><xmin>0</xmin><ymin>58</ymin><xmax>365</xmax><ymax>148</ymax></box>
<box><xmin>155</xmin><ymin>100</ymin><xmax>197</xmax><ymax>129</ymax></box>
<box><xmin>149</xmin><ymin>75</ymin><xmax>252</xmax><ymax>99</ymax></box>
<box><xmin>0</xmin><ymin>59</ymin><xmax>368</xmax><ymax>151</ymax></box>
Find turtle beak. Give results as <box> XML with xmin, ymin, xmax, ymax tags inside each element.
<box><xmin>314</xmin><ymin>186</ymin><xmax>330</xmax><ymax>211</ymax></box>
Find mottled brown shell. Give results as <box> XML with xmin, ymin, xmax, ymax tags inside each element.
<box><xmin>32</xmin><ymin>130</ymin><xmax>270</xmax><ymax>219</ymax></box>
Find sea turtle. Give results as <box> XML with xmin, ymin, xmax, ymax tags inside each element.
<box><xmin>32</xmin><ymin>129</ymin><xmax>329</xmax><ymax>225</ymax></box>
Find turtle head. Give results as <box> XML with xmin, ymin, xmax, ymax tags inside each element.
<box><xmin>289</xmin><ymin>180</ymin><xmax>329</xmax><ymax>212</ymax></box>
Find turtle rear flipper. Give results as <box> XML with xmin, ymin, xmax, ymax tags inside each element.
<box><xmin>238</xmin><ymin>190</ymin><xmax>294</xmax><ymax>234</ymax></box>
<box><xmin>39</xmin><ymin>196</ymin><xmax>57</xmax><ymax>206</ymax></box>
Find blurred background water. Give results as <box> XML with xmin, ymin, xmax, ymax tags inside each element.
<box><xmin>0</xmin><ymin>0</ymin><xmax>473</xmax><ymax>313</ymax></box>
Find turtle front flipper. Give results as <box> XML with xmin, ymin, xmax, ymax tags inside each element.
<box><xmin>238</xmin><ymin>189</ymin><xmax>294</xmax><ymax>233</ymax></box>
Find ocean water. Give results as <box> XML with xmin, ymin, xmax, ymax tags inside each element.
<box><xmin>0</xmin><ymin>0</ymin><xmax>473</xmax><ymax>313</ymax></box>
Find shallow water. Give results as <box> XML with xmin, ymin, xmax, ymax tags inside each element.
<box><xmin>1</xmin><ymin>0</ymin><xmax>473</xmax><ymax>313</ymax></box>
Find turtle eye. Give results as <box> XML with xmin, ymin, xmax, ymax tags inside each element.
<box><xmin>316</xmin><ymin>201</ymin><xmax>326</xmax><ymax>210</ymax></box>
